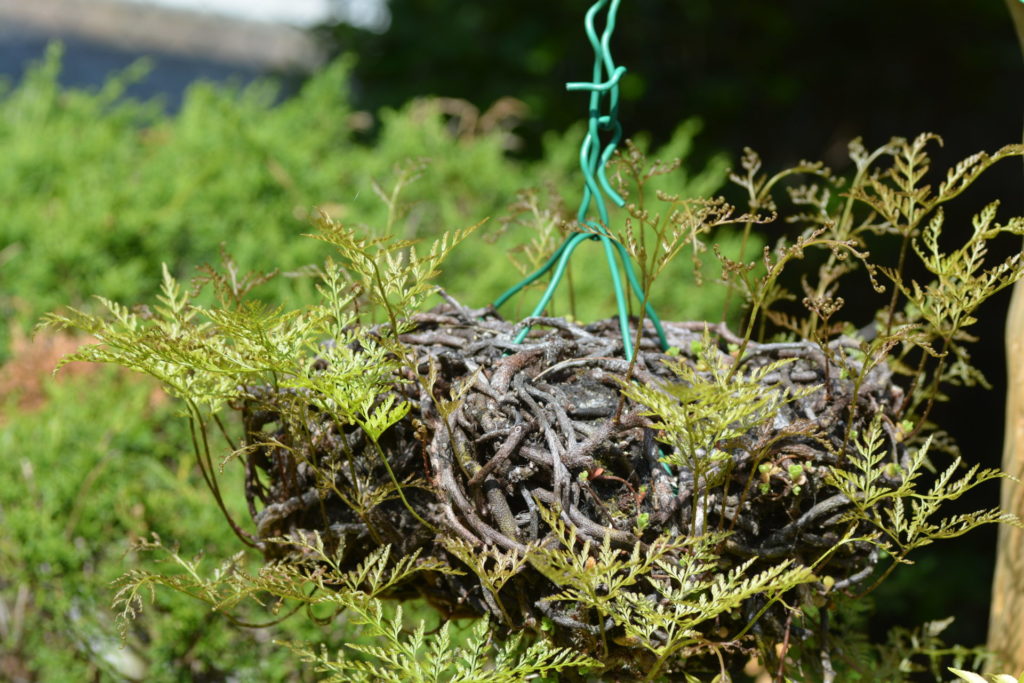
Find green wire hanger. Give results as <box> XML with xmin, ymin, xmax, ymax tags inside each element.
<box><xmin>492</xmin><ymin>0</ymin><xmax>669</xmax><ymax>361</ymax></box>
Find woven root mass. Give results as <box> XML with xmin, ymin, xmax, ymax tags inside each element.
<box><xmin>240</xmin><ymin>300</ymin><xmax>905</xmax><ymax>664</ymax></box>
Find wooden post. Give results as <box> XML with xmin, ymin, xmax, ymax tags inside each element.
<box><xmin>990</xmin><ymin>284</ymin><xmax>1024</xmax><ymax>671</ymax></box>
<box><xmin>988</xmin><ymin>0</ymin><xmax>1024</xmax><ymax>671</ymax></box>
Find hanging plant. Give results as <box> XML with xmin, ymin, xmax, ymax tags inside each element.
<box><xmin>44</xmin><ymin>1</ymin><xmax>1024</xmax><ymax>680</ymax></box>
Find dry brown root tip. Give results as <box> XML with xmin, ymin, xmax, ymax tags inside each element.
<box><xmin>240</xmin><ymin>303</ymin><xmax>905</xmax><ymax>666</ymax></box>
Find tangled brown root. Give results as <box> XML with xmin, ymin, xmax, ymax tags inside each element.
<box><xmin>240</xmin><ymin>300</ymin><xmax>904</xmax><ymax>665</ymax></box>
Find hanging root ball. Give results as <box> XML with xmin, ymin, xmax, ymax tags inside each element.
<box><xmin>240</xmin><ymin>300</ymin><xmax>904</xmax><ymax>666</ymax></box>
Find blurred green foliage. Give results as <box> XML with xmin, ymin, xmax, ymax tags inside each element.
<box><xmin>0</xmin><ymin>44</ymin><xmax>728</xmax><ymax>679</ymax></box>
<box><xmin>0</xmin><ymin>367</ymin><xmax>463</xmax><ymax>680</ymax></box>
<box><xmin>0</xmin><ymin>369</ymin><xmax>309</xmax><ymax>680</ymax></box>
<box><xmin>0</xmin><ymin>43</ymin><xmax>729</xmax><ymax>363</ymax></box>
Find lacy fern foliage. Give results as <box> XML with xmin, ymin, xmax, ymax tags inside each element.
<box><xmin>44</xmin><ymin>132</ymin><xmax>1024</xmax><ymax>681</ymax></box>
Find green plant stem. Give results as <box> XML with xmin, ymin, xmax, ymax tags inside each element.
<box><xmin>853</xmin><ymin>558</ymin><xmax>902</xmax><ymax>600</ymax></box>
<box><xmin>368</xmin><ymin>437</ymin><xmax>437</xmax><ymax>532</ymax></box>
<box><xmin>187</xmin><ymin>400</ymin><xmax>258</xmax><ymax>548</ymax></box>
<box><xmin>904</xmin><ymin>338</ymin><xmax>953</xmax><ymax>441</ymax></box>
<box><xmin>883</xmin><ymin>230</ymin><xmax>915</xmax><ymax>338</ymax></box>
<box><xmin>212</xmin><ymin>413</ymin><xmax>239</xmax><ymax>454</ymax></box>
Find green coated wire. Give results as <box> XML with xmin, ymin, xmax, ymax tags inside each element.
<box><xmin>492</xmin><ymin>0</ymin><xmax>669</xmax><ymax>360</ymax></box>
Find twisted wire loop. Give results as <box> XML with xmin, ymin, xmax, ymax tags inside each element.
<box><xmin>492</xmin><ymin>0</ymin><xmax>668</xmax><ymax>360</ymax></box>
